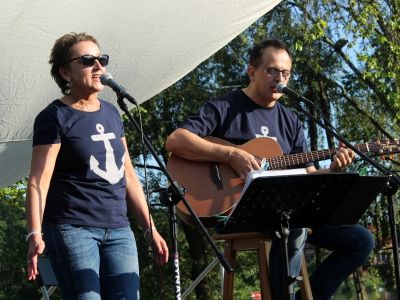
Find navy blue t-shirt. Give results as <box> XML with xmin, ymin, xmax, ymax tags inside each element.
<box><xmin>33</xmin><ymin>99</ymin><xmax>130</xmax><ymax>228</ymax></box>
<box><xmin>180</xmin><ymin>90</ymin><xmax>311</xmax><ymax>160</ymax></box>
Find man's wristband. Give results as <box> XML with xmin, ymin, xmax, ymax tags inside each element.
<box><xmin>25</xmin><ymin>231</ymin><xmax>42</xmax><ymax>242</ymax></box>
<box><xmin>143</xmin><ymin>226</ymin><xmax>156</xmax><ymax>237</ymax></box>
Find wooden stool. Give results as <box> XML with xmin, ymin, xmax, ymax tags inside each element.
<box><xmin>214</xmin><ymin>232</ymin><xmax>313</xmax><ymax>300</ymax></box>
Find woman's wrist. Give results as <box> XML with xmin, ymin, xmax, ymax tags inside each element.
<box><xmin>25</xmin><ymin>231</ymin><xmax>42</xmax><ymax>242</ymax></box>
<box><xmin>143</xmin><ymin>226</ymin><xmax>157</xmax><ymax>238</ymax></box>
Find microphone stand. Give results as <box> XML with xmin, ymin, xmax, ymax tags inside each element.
<box><xmin>114</xmin><ymin>93</ymin><xmax>233</xmax><ymax>300</ymax></box>
<box><xmin>285</xmin><ymin>92</ymin><xmax>400</xmax><ymax>299</ymax></box>
<box><xmin>160</xmin><ymin>188</ymin><xmax>183</xmax><ymax>299</ymax></box>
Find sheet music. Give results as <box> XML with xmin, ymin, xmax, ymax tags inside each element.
<box><xmin>224</xmin><ymin>168</ymin><xmax>308</xmax><ymax>222</ymax></box>
<box><xmin>241</xmin><ymin>168</ymin><xmax>308</xmax><ymax>197</ymax></box>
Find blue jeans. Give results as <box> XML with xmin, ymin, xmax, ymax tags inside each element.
<box><xmin>302</xmin><ymin>224</ymin><xmax>374</xmax><ymax>300</ymax></box>
<box><xmin>43</xmin><ymin>223</ymin><xmax>140</xmax><ymax>300</ymax></box>
<box><xmin>269</xmin><ymin>224</ymin><xmax>373</xmax><ymax>300</ymax></box>
<box><xmin>269</xmin><ymin>228</ymin><xmax>307</xmax><ymax>300</ymax></box>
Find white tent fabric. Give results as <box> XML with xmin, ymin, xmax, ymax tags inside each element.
<box><xmin>0</xmin><ymin>0</ymin><xmax>281</xmax><ymax>188</ymax></box>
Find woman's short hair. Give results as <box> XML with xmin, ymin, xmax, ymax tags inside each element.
<box><xmin>49</xmin><ymin>32</ymin><xmax>99</xmax><ymax>94</ymax></box>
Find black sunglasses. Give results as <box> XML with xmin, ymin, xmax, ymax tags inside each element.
<box><xmin>66</xmin><ymin>54</ymin><xmax>109</xmax><ymax>67</ymax></box>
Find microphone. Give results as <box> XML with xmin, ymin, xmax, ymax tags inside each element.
<box><xmin>276</xmin><ymin>83</ymin><xmax>311</xmax><ymax>104</ymax></box>
<box><xmin>100</xmin><ymin>73</ymin><xmax>137</xmax><ymax>105</ymax></box>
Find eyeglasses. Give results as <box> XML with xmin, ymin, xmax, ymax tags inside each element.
<box><xmin>66</xmin><ymin>54</ymin><xmax>109</xmax><ymax>67</ymax></box>
<box><xmin>258</xmin><ymin>67</ymin><xmax>291</xmax><ymax>79</ymax></box>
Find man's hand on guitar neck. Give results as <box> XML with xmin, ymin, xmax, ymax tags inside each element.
<box><xmin>329</xmin><ymin>145</ymin><xmax>355</xmax><ymax>172</ymax></box>
<box><xmin>310</xmin><ymin>143</ymin><xmax>355</xmax><ymax>174</ymax></box>
<box><xmin>227</xmin><ymin>147</ymin><xmax>261</xmax><ymax>181</ymax></box>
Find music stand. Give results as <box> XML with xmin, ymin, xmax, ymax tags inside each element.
<box><xmin>217</xmin><ymin>173</ymin><xmax>389</xmax><ymax>299</ymax></box>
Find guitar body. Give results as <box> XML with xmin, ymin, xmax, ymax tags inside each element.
<box><xmin>167</xmin><ymin>137</ymin><xmax>283</xmax><ymax>226</ymax></box>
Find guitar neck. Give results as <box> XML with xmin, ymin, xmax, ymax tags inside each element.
<box><xmin>267</xmin><ymin>143</ymin><xmax>373</xmax><ymax>170</ymax></box>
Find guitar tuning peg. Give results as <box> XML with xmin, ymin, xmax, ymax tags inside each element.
<box><xmin>381</xmin><ymin>139</ymin><xmax>389</xmax><ymax>145</ymax></box>
<box><xmin>380</xmin><ymin>154</ymin><xmax>395</xmax><ymax>160</ymax></box>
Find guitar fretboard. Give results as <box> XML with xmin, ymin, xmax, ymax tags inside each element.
<box><xmin>266</xmin><ymin>141</ymin><xmax>399</xmax><ymax>170</ymax></box>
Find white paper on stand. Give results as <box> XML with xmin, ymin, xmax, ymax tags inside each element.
<box><xmin>241</xmin><ymin>168</ymin><xmax>308</xmax><ymax>197</ymax></box>
<box><xmin>224</xmin><ymin>168</ymin><xmax>308</xmax><ymax>222</ymax></box>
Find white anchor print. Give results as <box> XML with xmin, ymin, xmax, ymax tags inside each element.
<box><xmin>255</xmin><ymin>125</ymin><xmax>277</xmax><ymax>141</ymax></box>
<box><xmin>89</xmin><ymin>123</ymin><xmax>125</xmax><ymax>184</ymax></box>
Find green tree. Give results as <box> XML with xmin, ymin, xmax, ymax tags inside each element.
<box><xmin>0</xmin><ymin>181</ymin><xmax>45</xmax><ymax>300</ymax></box>
<box><xmin>130</xmin><ymin>1</ymin><xmax>400</xmax><ymax>297</ymax></box>
<box><xmin>282</xmin><ymin>1</ymin><xmax>400</xmax><ymax>294</ymax></box>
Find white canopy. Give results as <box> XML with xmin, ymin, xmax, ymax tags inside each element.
<box><xmin>0</xmin><ymin>0</ymin><xmax>281</xmax><ymax>188</ymax></box>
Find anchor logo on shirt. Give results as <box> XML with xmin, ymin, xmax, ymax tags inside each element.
<box><xmin>89</xmin><ymin>123</ymin><xmax>125</xmax><ymax>184</ymax></box>
<box><xmin>255</xmin><ymin>126</ymin><xmax>277</xmax><ymax>141</ymax></box>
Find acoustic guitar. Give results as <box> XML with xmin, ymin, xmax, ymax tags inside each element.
<box><xmin>167</xmin><ymin>136</ymin><xmax>399</xmax><ymax>226</ymax></box>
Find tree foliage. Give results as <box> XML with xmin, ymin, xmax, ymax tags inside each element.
<box><xmin>0</xmin><ymin>181</ymin><xmax>44</xmax><ymax>300</ymax></box>
<box><xmin>132</xmin><ymin>1</ymin><xmax>400</xmax><ymax>297</ymax></box>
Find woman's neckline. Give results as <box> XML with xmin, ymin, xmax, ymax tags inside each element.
<box><xmin>58</xmin><ymin>97</ymin><xmax>101</xmax><ymax>113</ymax></box>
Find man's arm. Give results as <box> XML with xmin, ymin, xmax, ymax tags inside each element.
<box><xmin>166</xmin><ymin>128</ymin><xmax>260</xmax><ymax>180</ymax></box>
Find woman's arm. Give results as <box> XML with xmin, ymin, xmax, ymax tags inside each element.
<box><xmin>26</xmin><ymin>144</ymin><xmax>60</xmax><ymax>280</ymax></box>
<box><xmin>122</xmin><ymin>138</ymin><xmax>169</xmax><ymax>265</ymax></box>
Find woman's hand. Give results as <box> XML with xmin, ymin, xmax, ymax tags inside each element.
<box><xmin>26</xmin><ymin>235</ymin><xmax>45</xmax><ymax>280</ymax></box>
<box><xmin>145</xmin><ymin>229</ymin><xmax>169</xmax><ymax>265</ymax></box>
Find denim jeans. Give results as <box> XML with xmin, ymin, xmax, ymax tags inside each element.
<box><xmin>43</xmin><ymin>223</ymin><xmax>140</xmax><ymax>300</ymax></box>
<box><xmin>300</xmin><ymin>224</ymin><xmax>374</xmax><ymax>300</ymax></box>
<box><xmin>269</xmin><ymin>228</ymin><xmax>307</xmax><ymax>300</ymax></box>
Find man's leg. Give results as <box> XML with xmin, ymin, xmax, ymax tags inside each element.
<box><xmin>305</xmin><ymin>224</ymin><xmax>374</xmax><ymax>300</ymax></box>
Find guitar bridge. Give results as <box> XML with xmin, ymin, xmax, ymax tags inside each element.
<box><xmin>210</xmin><ymin>163</ymin><xmax>223</xmax><ymax>190</ymax></box>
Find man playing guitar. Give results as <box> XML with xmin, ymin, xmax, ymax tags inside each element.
<box><xmin>166</xmin><ymin>39</ymin><xmax>373</xmax><ymax>300</ymax></box>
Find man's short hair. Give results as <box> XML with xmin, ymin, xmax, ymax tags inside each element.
<box><xmin>249</xmin><ymin>39</ymin><xmax>292</xmax><ymax>67</ymax></box>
